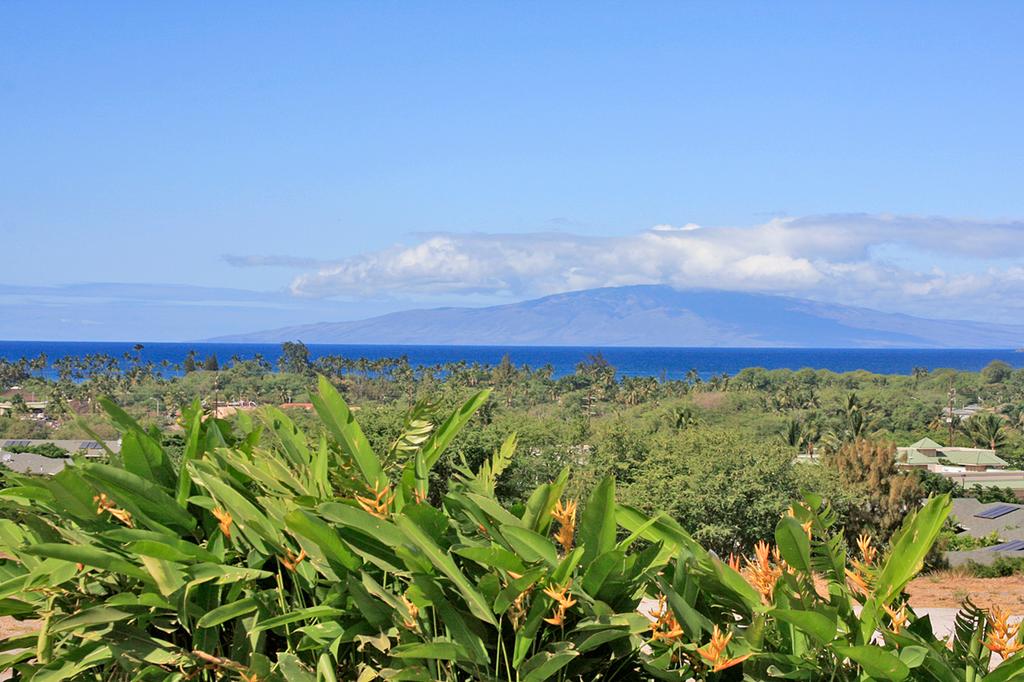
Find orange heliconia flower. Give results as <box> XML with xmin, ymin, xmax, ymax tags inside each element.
<box><xmin>745</xmin><ymin>540</ymin><xmax>782</xmax><ymax>604</ymax></box>
<box><xmin>400</xmin><ymin>594</ymin><xmax>420</xmax><ymax>631</ymax></box>
<box><xmin>857</xmin><ymin>533</ymin><xmax>877</xmax><ymax>566</ymax></box>
<box><xmin>883</xmin><ymin>603</ymin><xmax>909</xmax><ymax>634</ymax></box>
<box><xmin>649</xmin><ymin>594</ymin><xmax>685</xmax><ymax>644</ymax></box>
<box><xmin>551</xmin><ymin>499</ymin><xmax>578</xmax><ymax>556</ymax></box>
<box><xmin>727</xmin><ymin>553</ymin><xmax>741</xmax><ymax>572</ymax></box>
<box><xmin>698</xmin><ymin>625</ymin><xmax>752</xmax><ymax>673</ymax></box>
<box><xmin>985</xmin><ymin>605</ymin><xmax>1024</xmax><ymax>657</ymax></box>
<box><xmin>543</xmin><ymin>580</ymin><xmax>576</xmax><ymax>626</ymax></box>
<box><xmin>845</xmin><ymin>567</ymin><xmax>871</xmax><ymax>596</ymax></box>
<box><xmin>212</xmin><ymin>506</ymin><xmax>233</xmax><ymax>538</ymax></box>
<box><xmin>356</xmin><ymin>482</ymin><xmax>396</xmax><ymax>519</ymax></box>
<box><xmin>94</xmin><ymin>493</ymin><xmax>134</xmax><ymax>528</ymax></box>
<box><xmin>279</xmin><ymin>548</ymin><xmax>307</xmax><ymax>572</ymax></box>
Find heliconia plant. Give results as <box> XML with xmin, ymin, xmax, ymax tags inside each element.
<box><xmin>0</xmin><ymin>377</ymin><xmax>1021</xmax><ymax>680</ymax></box>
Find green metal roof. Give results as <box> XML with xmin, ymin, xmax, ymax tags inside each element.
<box><xmin>909</xmin><ymin>437</ymin><xmax>943</xmax><ymax>449</ymax></box>
<box><xmin>940</xmin><ymin>448</ymin><xmax>1008</xmax><ymax>467</ymax></box>
<box><xmin>896</xmin><ymin>448</ymin><xmax>934</xmax><ymax>466</ymax></box>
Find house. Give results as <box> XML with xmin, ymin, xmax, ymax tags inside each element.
<box><xmin>0</xmin><ymin>398</ymin><xmax>49</xmax><ymax>418</ymax></box>
<box><xmin>897</xmin><ymin>437</ymin><xmax>1008</xmax><ymax>472</ymax></box>
<box><xmin>945</xmin><ymin>498</ymin><xmax>1024</xmax><ymax>566</ymax></box>
<box><xmin>944</xmin><ymin>403</ymin><xmax>983</xmax><ymax>420</ymax></box>
<box><xmin>0</xmin><ymin>438</ymin><xmax>120</xmax><ymax>476</ymax></box>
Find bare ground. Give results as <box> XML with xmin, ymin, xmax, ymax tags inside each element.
<box><xmin>906</xmin><ymin>571</ymin><xmax>1024</xmax><ymax>610</ymax></box>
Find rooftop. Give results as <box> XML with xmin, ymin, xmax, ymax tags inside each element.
<box><xmin>951</xmin><ymin>498</ymin><xmax>1024</xmax><ymax>540</ymax></box>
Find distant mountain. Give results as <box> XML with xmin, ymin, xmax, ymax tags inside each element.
<box><xmin>207</xmin><ymin>285</ymin><xmax>1024</xmax><ymax>348</ymax></box>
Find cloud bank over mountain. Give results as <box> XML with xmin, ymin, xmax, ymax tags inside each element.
<box><xmin>226</xmin><ymin>213</ymin><xmax>1024</xmax><ymax>323</ymax></box>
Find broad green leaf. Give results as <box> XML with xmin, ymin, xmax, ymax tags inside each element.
<box><xmin>986</xmin><ymin>653</ymin><xmax>1024</xmax><ymax>682</ymax></box>
<box><xmin>392</xmin><ymin>640</ymin><xmax>471</xmax><ymax>661</ymax></box>
<box><xmin>175</xmin><ymin>400</ymin><xmax>204</xmax><ymax>505</ymax></box>
<box><xmin>521</xmin><ymin>466</ymin><xmax>568</xmax><ymax>534</ymax></box>
<box><xmin>31</xmin><ymin>643</ymin><xmax>113</xmax><ymax>682</ymax></box>
<box><xmin>580</xmin><ymin>476</ymin><xmax>616</xmax><ymax>568</ymax></box>
<box><xmin>140</xmin><ymin>556</ymin><xmax>186</xmax><ymax>597</ymax></box>
<box><xmin>51</xmin><ymin>606</ymin><xmax>132</xmax><ymax>634</ymax></box>
<box><xmin>502</xmin><ymin>526</ymin><xmax>559</xmax><ymax>567</ymax></box>
<box><xmin>772</xmin><ymin>608</ymin><xmax>836</xmax><ymax>644</ymax></box>
<box><xmin>520</xmin><ymin>645</ymin><xmax>579</xmax><ymax>681</ymax></box>
<box><xmin>833</xmin><ymin>644</ymin><xmax>909</xmax><ymax>680</ymax></box>
<box><xmin>253</xmin><ymin>606</ymin><xmax>345</xmax><ymax>633</ymax></box>
<box><xmin>196</xmin><ymin>596</ymin><xmax>259</xmax><ymax>628</ymax></box>
<box><xmin>23</xmin><ymin>543</ymin><xmax>150</xmax><ymax>582</ymax></box>
<box><xmin>775</xmin><ymin>516</ymin><xmax>813</xmax><ymax>574</ymax></box>
<box><xmin>394</xmin><ymin>514</ymin><xmax>497</xmax><ymax>626</ymax></box>
<box><xmin>859</xmin><ymin>495</ymin><xmax>951</xmax><ymax>642</ymax></box>
<box><xmin>310</xmin><ymin>376</ymin><xmax>384</xmax><ymax>488</ymax></box>
<box><xmin>285</xmin><ymin>509</ymin><xmax>362</xmax><ymax>571</ymax></box>
<box><xmin>420</xmin><ymin>389</ymin><xmax>491</xmax><ymax>469</ymax></box>
<box><xmin>79</xmin><ymin>462</ymin><xmax>195</xmax><ymax>531</ymax></box>
<box><xmin>277</xmin><ymin>652</ymin><xmax>316</xmax><ymax>681</ymax></box>
<box><xmin>453</xmin><ymin>545</ymin><xmax>527</xmax><ymax>573</ymax></box>
<box><xmin>100</xmin><ymin>397</ymin><xmax>176</xmax><ymax>489</ymax></box>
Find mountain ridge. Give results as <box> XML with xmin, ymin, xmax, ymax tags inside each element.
<box><xmin>206</xmin><ymin>285</ymin><xmax>1024</xmax><ymax>348</ymax></box>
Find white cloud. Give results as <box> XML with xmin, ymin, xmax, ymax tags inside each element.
<box><xmin>231</xmin><ymin>214</ymin><xmax>1024</xmax><ymax>322</ymax></box>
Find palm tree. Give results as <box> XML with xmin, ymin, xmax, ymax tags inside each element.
<box><xmin>911</xmin><ymin>366</ymin><xmax>928</xmax><ymax>386</ymax></box>
<box><xmin>784</xmin><ymin>418</ymin><xmax>804</xmax><ymax>449</ymax></box>
<box><xmin>928</xmin><ymin>413</ymin><xmax>960</xmax><ymax>446</ymax></box>
<box><xmin>962</xmin><ymin>413</ymin><xmax>1008</xmax><ymax>451</ymax></box>
<box><xmin>672</xmin><ymin>406</ymin><xmax>702</xmax><ymax>430</ymax></box>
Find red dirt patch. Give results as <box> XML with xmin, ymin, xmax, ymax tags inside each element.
<box><xmin>906</xmin><ymin>572</ymin><xmax>1024</xmax><ymax>610</ymax></box>
<box><xmin>690</xmin><ymin>391</ymin><xmax>727</xmax><ymax>410</ymax></box>
<box><xmin>0</xmin><ymin>616</ymin><xmax>37</xmax><ymax>639</ymax></box>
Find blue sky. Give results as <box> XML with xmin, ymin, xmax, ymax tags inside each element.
<box><xmin>2</xmin><ymin>2</ymin><xmax>1024</xmax><ymax>340</ymax></box>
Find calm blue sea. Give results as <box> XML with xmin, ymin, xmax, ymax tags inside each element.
<box><xmin>1</xmin><ymin>341</ymin><xmax>1022</xmax><ymax>380</ymax></box>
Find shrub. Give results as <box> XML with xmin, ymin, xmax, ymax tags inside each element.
<box><xmin>964</xmin><ymin>557</ymin><xmax>1024</xmax><ymax>578</ymax></box>
<box><xmin>0</xmin><ymin>379</ymin><xmax>1021</xmax><ymax>680</ymax></box>
<box><xmin>5</xmin><ymin>442</ymin><xmax>69</xmax><ymax>458</ymax></box>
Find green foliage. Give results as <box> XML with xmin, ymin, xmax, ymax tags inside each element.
<box><xmin>4</xmin><ymin>442</ymin><xmax>69</xmax><ymax>458</ymax></box>
<box><xmin>964</xmin><ymin>557</ymin><xmax>1024</xmax><ymax>578</ymax></box>
<box><xmin>945</xmin><ymin>530</ymin><xmax>1003</xmax><ymax>551</ymax></box>
<box><xmin>2</xmin><ymin>386</ymin><xmax>1022</xmax><ymax>680</ymax></box>
<box><xmin>278</xmin><ymin>341</ymin><xmax>312</xmax><ymax>375</ymax></box>
<box><xmin>983</xmin><ymin>360</ymin><xmax>1014</xmax><ymax>384</ymax></box>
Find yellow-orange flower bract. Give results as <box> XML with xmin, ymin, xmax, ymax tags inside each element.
<box><xmin>542</xmin><ymin>580</ymin><xmax>576</xmax><ymax>626</ymax></box>
<box><xmin>94</xmin><ymin>493</ymin><xmax>134</xmax><ymax>528</ymax></box>
<box><xmin>279</xmin><ymin>548</ymin><xmax>307</xmax><ymax>572</ymax></box>
<box><xmin>212</xmin><ymin>506</ymin><xmax>232</xmax><ymax>538</ymax></box>
<box><xmin>857</xmin><ymin>533</ymin><xmax>877</xmax><ymax>566</ymax></box>
<box><xmin>649</xmin><ymin>594</ymin><xmax>684</xmax><ymax>644</ymax></box>
<box><xmin>356</xmin><ymin>482</ymin><xmax>396</xmax><ymax>519</ymax></box>
<box><xmin>985</xmin><ymin>605</ymin><xmax>1024</xmax><ymax>657</ymax></box>
<box><xmin>883</xmin><ymin>603</ymin><xmax>908</xmax><ymax>634</ymax></box>
<box><xmin>745</xmin><ymin>540</ymin><xmax>782</xmax><ymax>604</ymax></box>
<box><xmin>400</xmin><ymin>595</ymin><xmax>420</xmax><ymax>632</ymax></box>
<box><xmin>698</xmin><ymin>625</ymin><xmax>751</xmax><ymax>673</ymax></box>
<box><xmin>550</xmin><ymin>498</ymin><xmax>578</xmax><ymax>556</ymax></box>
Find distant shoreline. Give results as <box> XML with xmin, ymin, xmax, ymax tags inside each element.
<box><xmin>2</xmin><ymin>340</ymin><xmax>1022</xmax><ymax>381</ymax></box>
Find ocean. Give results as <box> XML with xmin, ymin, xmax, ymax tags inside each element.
<box><xmin>1</xmin><ymin>341</ymin><xmax>1022</xmax><ymax>380</ymax></box>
